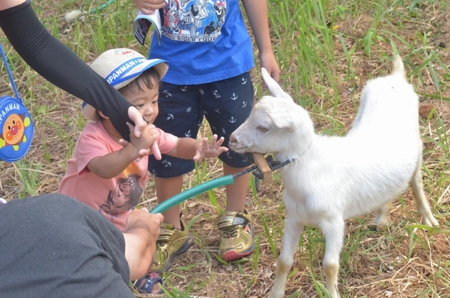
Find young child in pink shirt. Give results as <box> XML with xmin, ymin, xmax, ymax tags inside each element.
<box><xmin>59</xmin><ymin>48</ymin><xmax>228</xmax><ymax>294</ymax></box>
<box><xmin>59</xmin><ymin>48</ymin><xmax>228</xmax><ymax>232</ymax></box>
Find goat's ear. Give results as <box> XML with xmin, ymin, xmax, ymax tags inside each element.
<box><xmin>266</xmin><ymin>109</ymin><xmax>296</xmax><ymax>131</ymax></box>
<box><xmin>262</xmin><ymin>68</ymin><xmax>293</xmax><ymax>101</ymax></box>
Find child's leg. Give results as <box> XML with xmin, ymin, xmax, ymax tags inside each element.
<box><xmin>201</xmin><ymin>72</ymin><xmax>255</xmax><ymax>261</ymax></box>
<box><xmin>223</xmin><ymin>164</ymin><xmax>250</xmax><ymax>212</ymax></box>
<box><xmin>154</xmin><ymin>176</ymin><xmax>183</xmax><ymax>229</ymax></box>
<box><xmin>219</xmin><ymin>164</ymin><xmax>255</xmax><ymax>261</ymax></box>
<box><xmin>148</xmin><ymin>82</ymin><xmax>202</xmax><ymax>272</ymax></box>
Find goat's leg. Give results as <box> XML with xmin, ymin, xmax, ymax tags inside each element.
<box><xmin>410</xmin><ymin>164</ymin><xmax>438</xmax><ymax>226</ymax></box>
<box><xmin>321</xmin><ymin>218</ymin><xmax>345</xmax><ymax>298</ymax></box>
<box><xmin>372</xmin><ymin>201</ymin><xmax>392</xmax><ymax>226</ymax></box>
<box><xmin>268</xmin><ymin>218</ymin><xmax>304</xmax><ymax>298</ymax></box>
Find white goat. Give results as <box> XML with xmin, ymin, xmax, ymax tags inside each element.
<box><xmin>229</xmin><ymin>57</ymin><xmax>439</xmax><ymax>298</ymax></box>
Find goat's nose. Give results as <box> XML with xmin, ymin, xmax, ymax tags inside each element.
<box><xmin>229</xmin><ymin>134</ymin><xmax>236</xmax><ymax>143</ymax></box>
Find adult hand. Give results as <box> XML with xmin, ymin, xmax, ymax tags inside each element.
<box><xmin>132</xmin><ymin>0</ymin><xmax>165</xmax><ymax>15</ymax></box>
<box><xmin>123</xmin><ymin>208</ymin><xmax>163</xmax><ymax>280</ymax></box>
<box><xmin>127</xmin><ymin>106</ymin><xmax>147</xmax><ymax>138</ymax></box>
<box><xmin>125</xmin><ymin>208</ymin><xmax>163</xmax><ymax>236</ymax></box>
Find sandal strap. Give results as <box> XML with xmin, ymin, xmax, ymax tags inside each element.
<box><xmin>135</xmin><ymin>272</ymin><xmax>164</xmax><ymax>294</ymax></box>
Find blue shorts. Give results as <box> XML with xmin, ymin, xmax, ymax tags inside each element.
<box><xmin>149</xmin><ymin>72</ymin><xmax>254</xmax><ymax>178</ymax></box>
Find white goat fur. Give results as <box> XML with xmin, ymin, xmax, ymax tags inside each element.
<box><xmin>229</xmin><ymin>57</ymin><xmax>439</xmax><ymax>298</ymax></box>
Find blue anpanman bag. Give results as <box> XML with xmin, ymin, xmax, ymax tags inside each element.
<box><xmin>0</xmin><ymin>43</ymin><xmax>34</xmax><ymax>162</ymax></box>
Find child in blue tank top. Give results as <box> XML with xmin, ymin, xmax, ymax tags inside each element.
<box><xmin>141</xmin><ymin>0</ymin><xmax>280</xmax><ymax>274</ymax></box>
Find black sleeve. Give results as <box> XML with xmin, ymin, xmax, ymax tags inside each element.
<box><xmin>0</xmin><ymin>0</ymin><xmax>133</xmax><ymax>140</ymax></box>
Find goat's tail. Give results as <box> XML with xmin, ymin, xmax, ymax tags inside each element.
<box><xmin>262</xmin><ymin>68</ymin><xmax>292</xmax><ymax>100</ymax></box>
<box><xmin>391</xmin><ymin>55</ymin><xmax>405</xmax><ymax>78</ymax></box>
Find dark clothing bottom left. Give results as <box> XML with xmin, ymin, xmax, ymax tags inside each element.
<box><xmin>0</xmin><ymin>194</ymin><xmax>134</xmax><ymax>298</ymax></box>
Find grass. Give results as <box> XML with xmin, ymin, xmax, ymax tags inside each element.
<box><xmin>1</xmin><ymin>0</ymin><xmax>450</xmax><ymax>297</ymax></box>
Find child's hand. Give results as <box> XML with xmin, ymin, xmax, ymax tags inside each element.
<box><xmin>193</xmin><ymin>134</ymin><xmax>229</xmax><ymax>161</ymax></box>
<box><xmin>132</xmin><ymin>0</ymin><xmax>165</xmax><ymax>15</ymax></box>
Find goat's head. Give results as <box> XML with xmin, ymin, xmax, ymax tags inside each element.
<box><xmin>229</xmin><ymin>68</ymin><xmax>314</xmax><ymax>156</ymax></box>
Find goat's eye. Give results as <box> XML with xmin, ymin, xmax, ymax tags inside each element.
<box><xmin>257</xmin><ymin>126</ymin><xmax>268</xmax><ymax>132</ymax></box>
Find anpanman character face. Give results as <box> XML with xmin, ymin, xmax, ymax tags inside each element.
<box><xmin>2</xmin><ymin>114</ymin><xmax>25</xmax><ymax>145</ymax></box>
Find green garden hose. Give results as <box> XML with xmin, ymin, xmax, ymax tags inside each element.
<box><xmin>149</xmin><ymin>162</ymin><xmax>261</xmax><ymax>214</ymax></box>
<box><xmin>149</xmin><ymin>156</ymin><xmax>295</xmax><ymax>214</ymax></box>
<box><xmin>150</xmin><ymin>175</ymin><xmax>235</xmax><ymax>214</ymax></box>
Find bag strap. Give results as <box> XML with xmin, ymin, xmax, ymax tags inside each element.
<box><xmin>0</xmin><ymin>43</ymin><xmax>22</xmax><ymax>103</ymax></box>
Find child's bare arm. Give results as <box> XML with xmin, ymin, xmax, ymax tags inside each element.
<box><xmin>88</xmin><ymin>124</ymin><xmax>159</xmax><ymax>178</ymax></box>
<box><xmin>167</xmin><ymin>134</ymin><xmax>228</xmax><ymax>161</ymax></box>
<box><xmin>241</xmin><ymin>0</ymin><xmax>280</xmax><ymax>81</ymax></box>
<box><xmin>87</xmin><ymin>143</ymin><xmax>139</xmax><ymax>179</ymax></box>
<box><xmin>87</xmin><ymin>143</ymin><xmax>142</xmax><ymax>179</ymax></box>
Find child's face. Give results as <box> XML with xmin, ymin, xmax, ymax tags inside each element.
<box><xmin>122</xmin><ymin>79</ymin><xmax>159</xmax><ymax>124</ymax></box>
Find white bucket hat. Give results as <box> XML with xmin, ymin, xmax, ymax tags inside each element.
<box><xmin>82</xmin><ymin>48</ymin><xmax>168</xmax><ymax>121</ymax></box>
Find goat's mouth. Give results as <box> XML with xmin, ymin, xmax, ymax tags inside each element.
<box><xmin>230</xmin><ymin>145</ymin><xmax>269</xmax><ymax>155</ymax></box>
<box><xmin>229</xmin><ymin>143</ymin><xmax>247</xmax><ymax>153</ymax></box>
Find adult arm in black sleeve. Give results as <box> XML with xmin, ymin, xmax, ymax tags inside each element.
<box><xmin>0</xmin><ymin>0</ymin><xmax>134</xmax><ymax>140</ymax></box>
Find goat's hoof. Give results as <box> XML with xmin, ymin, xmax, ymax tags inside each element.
<box><xmin>422</xmin><ymin>216</ymin><xmax>439</xmax><ymax>227</ymax></box>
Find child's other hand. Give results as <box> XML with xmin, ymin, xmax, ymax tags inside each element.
<box><xmin>193</xmin><ymin>134</ymin><xmax>228</xmax><ymax>161</ymax></box>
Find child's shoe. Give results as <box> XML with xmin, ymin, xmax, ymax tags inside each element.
<box><xmin>151</xmin><ymin>218</ymin><xmax>193</xmax><ymax>273</ymax></box>
<box><xmin>216</xmin><ymin>210</ymin><xmax>254</xmax><ymax>262</ymax></box>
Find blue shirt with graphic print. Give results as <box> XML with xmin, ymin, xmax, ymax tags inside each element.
<box><xmin>149</xmin><ymin>0</ymin><xmax>254</xmax><ymax>85</ymax></box>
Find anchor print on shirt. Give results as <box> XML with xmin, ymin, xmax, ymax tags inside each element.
<box><xmin>241</xmin><ymin>77</ymin><xmax>248</xmax><ymax>84</ymax></box>
<box><xmin>231</xmin><ymin>93</ymin><xmax>238</xmax><ymax>100</ymax></box>
<box><xmin>181</xmin><ymin>86</ymin><xmax>188</xmax><ymax>92</ymax></box>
